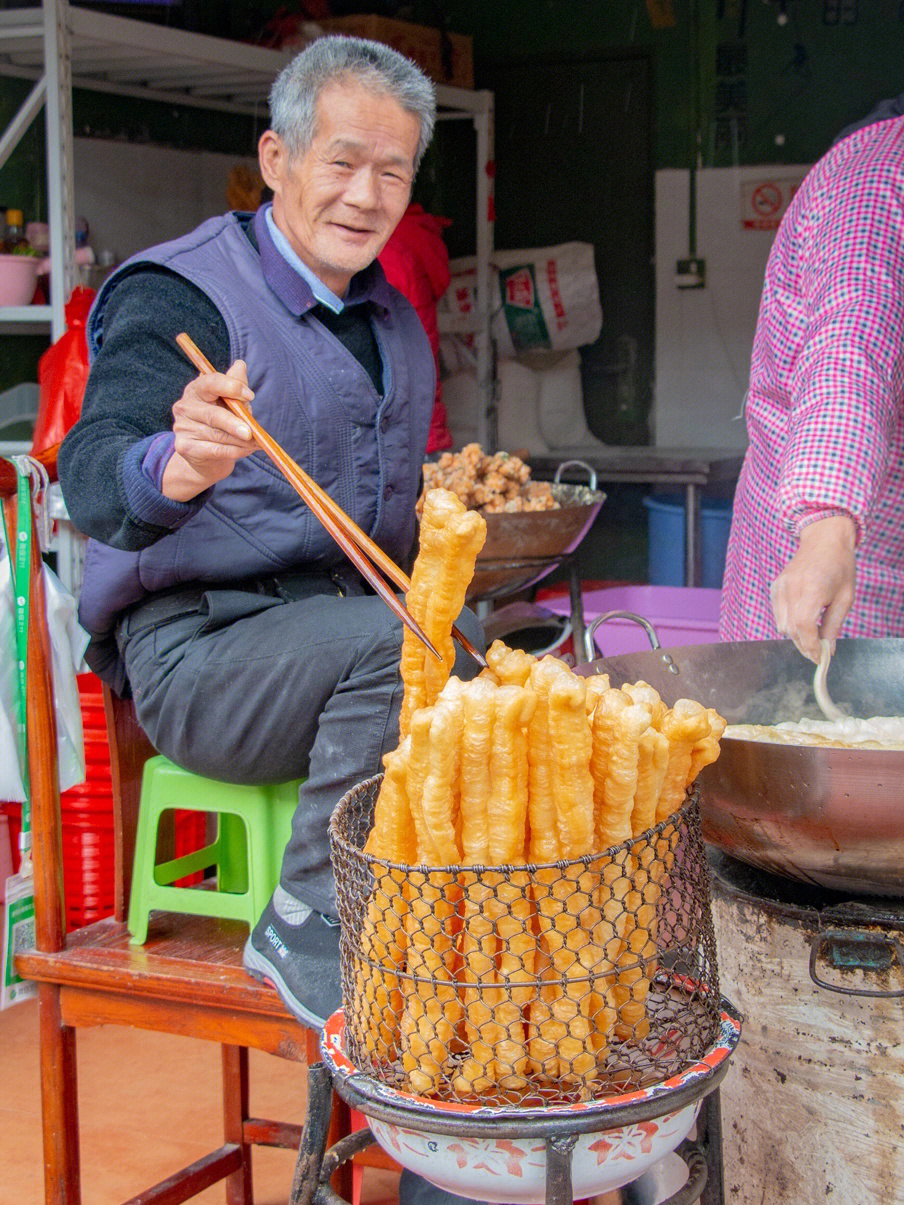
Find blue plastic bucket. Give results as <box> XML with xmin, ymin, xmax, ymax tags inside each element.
<box><xmin>643</xmin><ymin>493</ymin><xmax>733</xmax><ymax>589</ymax></box>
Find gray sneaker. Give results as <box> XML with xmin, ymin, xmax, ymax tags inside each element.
<box><xmin>242</xmin><ymin>897</ymin><xmax>341</xmax><ymax>1028</ymax></box>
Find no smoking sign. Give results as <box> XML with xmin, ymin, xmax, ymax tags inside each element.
<box><xmin>740</xmin><ymin>174</ymin><xmax>806</xmax><ymax>231</ymax></box>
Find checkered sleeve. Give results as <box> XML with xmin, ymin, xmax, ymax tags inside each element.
<box><xmin>778</xmin><ymin>145</ymin><xmax>904</xmax><ymax>541</ymax></box>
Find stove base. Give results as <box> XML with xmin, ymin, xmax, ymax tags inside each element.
<box><xmin>711</xmin><ymin>858</ymin><xmax>904</xmax><ymax>1203</ymax></box>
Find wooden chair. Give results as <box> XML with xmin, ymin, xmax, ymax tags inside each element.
<box><xmin>2</xmin><ymin>458</ymin><xmax>360</xmax><ymax>1205</ymax></box>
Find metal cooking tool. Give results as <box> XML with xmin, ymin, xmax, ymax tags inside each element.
<box><xmin>814</xmin><ymin>638</ymin><xmax>846</xmax><ymax>722</ymax></box>
<box><xmin>580</xmin><ymin>630</ymin><xmax>904</xmax><ymax>897</ymax></box>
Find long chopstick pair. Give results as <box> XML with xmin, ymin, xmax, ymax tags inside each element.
<box><xmin>175</xmin><ymin>333</ymin><xmax>487</xmax><ymax>670</ymax></box>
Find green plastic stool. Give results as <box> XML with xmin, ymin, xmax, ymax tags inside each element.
<box><xmin>127</xmin><ymin>755</ymin><xmax>303</xmax><ymax>945</ymax></box>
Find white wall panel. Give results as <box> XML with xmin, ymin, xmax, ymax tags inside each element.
<box><xmin>73</xmin><ymin>138</ymin><xmax>259</xmax><ymax>263</ymax></box>
<box><xmin>653</xmin><ymin>165</ymin><xmax>811</xmax><ymax>451</ymax></box>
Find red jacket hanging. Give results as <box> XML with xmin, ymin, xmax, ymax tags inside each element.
<box><xmin>379</xmin><ymin>203</ymin><xmax>454</xmax><ymax>453</ymax></box>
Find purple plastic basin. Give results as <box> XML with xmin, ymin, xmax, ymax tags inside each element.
<box><xmin>546</xmin><ymin>585</ymin><xmax>721</xmax><ymax>657</ymax></box>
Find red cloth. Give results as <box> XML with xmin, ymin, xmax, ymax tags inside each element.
<box><xmin>30</xmin><ymin>287</ymin><xmax>96</xmax><ymax>456</ymax></box>
<box><xmin>379</xmin><ymin>203</ymin><xmax>454</xmax><ymax>453</ymax></box>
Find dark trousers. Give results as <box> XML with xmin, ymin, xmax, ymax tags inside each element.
<box><xmin>116</xmin><ymin>575</ymin><xmax>484</xmax><ymax>916</ymax></box>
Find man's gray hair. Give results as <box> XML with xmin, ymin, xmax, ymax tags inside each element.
<box><xmin>270</xmin><ymin>35</ymin><xmax>436</xmax><ymax>170</ymax></box>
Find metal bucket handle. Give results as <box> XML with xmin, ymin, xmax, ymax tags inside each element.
<box><xmin>554</xmin><ymin>459</ymin><xmax>599</xmax><ymax>492</ymax></box>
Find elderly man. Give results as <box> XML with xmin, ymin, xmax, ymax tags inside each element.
<box><xmin>59</xmin><ymin>36</ymin><xmax>483</xmax><ymax>1063</ymax></box>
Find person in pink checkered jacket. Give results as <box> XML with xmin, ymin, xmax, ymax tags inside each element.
<box><xmin>720</xmin><ymin>106</ymin><xmax>904</xmax><ymax>662</ymax></box>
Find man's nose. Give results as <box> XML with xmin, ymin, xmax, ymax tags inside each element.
<box><xmin>344</xmin><ymin>166</ymin><xmax>380</xmax><ymax>208</ymax></box>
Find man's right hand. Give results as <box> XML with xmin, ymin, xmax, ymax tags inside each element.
<box><xmin>161</xmin><ymin>360</ymin><xmax>257</xmax><ymax>501</ymax></box>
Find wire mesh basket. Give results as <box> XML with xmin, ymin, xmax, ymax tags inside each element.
<box><xmin>330</xmin><ymin>775</ymin><xmax>720</xmax><ymax>1107</ymax></box>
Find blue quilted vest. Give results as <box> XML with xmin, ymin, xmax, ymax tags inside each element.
<box><xmin>78</xmin><ymin>212</ymin><xmax>434</xmax><ymax>645</ymax></box>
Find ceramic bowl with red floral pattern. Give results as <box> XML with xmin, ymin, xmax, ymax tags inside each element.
<box><xmin>321</xmin><ymin>1006</ymin><xmax>741</xmax><ymax>1204</ymax></box>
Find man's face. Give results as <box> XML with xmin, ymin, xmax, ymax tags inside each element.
<box><xmin>260</xmin><ymin>80</ymin><xmax>421</xmax><ymax>296</ymax></box>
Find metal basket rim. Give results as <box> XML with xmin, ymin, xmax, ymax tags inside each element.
<box><xmin>330</xmin><ymin>775</ymin><xmax>698</xmax><ymax>875</ymax></box>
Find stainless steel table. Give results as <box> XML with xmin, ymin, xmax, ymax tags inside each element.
<box><xmin>529</xmin><ymin>447</ymin><xmax>744</xmax><ymax>587</ymax></box>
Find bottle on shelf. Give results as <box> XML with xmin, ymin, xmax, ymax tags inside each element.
<box><xmin>3</xmin><ymin>209</ymin><xmax>31</xmax><ymax>253</ymax></box>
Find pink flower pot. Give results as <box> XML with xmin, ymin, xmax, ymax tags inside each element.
<box><xmin>0</xmin><ymin>253</ymin><xmax>39</xmax><ymax>305</ymax></box>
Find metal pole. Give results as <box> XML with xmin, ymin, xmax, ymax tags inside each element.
<box><xmin>474</xmin><ymin>90</ymin><xmax>495</xmax><ymax>451</ymax></box>
<box><xmin>685</xmin><ymin>482</ymin><xmax>699</xmax><ymax>587</ymax></box>
<box><xmin>697</xmin><ymin>1087</ymin><xmax>725</xmax><ymax>1205</ymax></box>
<box><xmin>545</xmin><ymin>1133</ymin><xmax>578</xmax><ymax>1205</ymax></box>
<box><xmin>290</xmin><ymin>1063</ymin><xmax>334</xmax><ymax>1205</ymax></box>
<box><xmin>568</xmin><ymin>558</ymin><xmax>588</xmax><ymax>665</ymax></box>
<box><xmin>0</xmin><ymin>76</ymin><xmax>46</xmax><ymax>172</ymax></box>
<box><xmin>42</xmin><ymin>0</ymin><xmax>76</xmax><ymax>341</ymax></box>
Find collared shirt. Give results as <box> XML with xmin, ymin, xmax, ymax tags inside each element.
<box><xmin>252</xmin><ymin>206</ymin><xmax>393</xmax><ymax>318</ymax></box>
<box><xmin>720</xmin><ymin>116</ymin><xmax>904</xmax><ymax>642</ymax></box>
<box><xmin>264</xmin><ymin>203</ymin><xmax>345</xmax><ymax>313</ymax></box>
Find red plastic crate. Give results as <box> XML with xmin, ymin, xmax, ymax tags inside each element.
<box><xmin>6</xmin><ymin>671</ymin><xmax>209</xmax><ymax>923</ymax></box>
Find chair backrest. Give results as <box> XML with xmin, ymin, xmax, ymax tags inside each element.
<box><xmin>103</xmin><ymin>686</ymin><xmax>156</xmax><ymax>922</ymax></box>
<box><xmin>1</xmin><ymin>459</ymin><xmax>65</xmax><ymax>955</ymax></box>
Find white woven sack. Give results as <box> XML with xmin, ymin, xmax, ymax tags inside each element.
<box><xmin>441</xmin><ymin>243</ymin><xmax>603</xmax><ymax>359</ymax></box>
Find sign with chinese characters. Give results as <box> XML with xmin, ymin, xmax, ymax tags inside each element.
<box><xmin>740</xmin><ymin>174</ymin><xmax>807</xmax><ymax>231</ymax></box>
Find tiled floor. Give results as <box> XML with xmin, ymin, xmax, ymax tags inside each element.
<box><xmin>0</xmin><ymin>996</ymin><xmax>399</xmax><ymax>1205</ymax></box>
<box><xmin>0</xmin><ymin>994</ymin><xmax>631</xmax><ymax>1204</ymax></box>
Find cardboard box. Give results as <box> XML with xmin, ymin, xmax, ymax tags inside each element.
<box><xmin>317</xmin><ymin>15</ymin><xmax>474</xmax><ymax>90</ymax></box>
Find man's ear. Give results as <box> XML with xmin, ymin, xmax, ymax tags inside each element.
<box><xmin>258</xmin><ymin>130</ymin><xmax>285</xmax><ymax>191</ymax></box>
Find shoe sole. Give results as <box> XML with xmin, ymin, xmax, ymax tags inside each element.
<box><xmin>242</xmin><ymin>936</ymin><xmax>328</xmax><ymax>1030</ymax></box>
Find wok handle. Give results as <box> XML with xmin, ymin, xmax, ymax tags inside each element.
<box><xmin>809</xmin><ymin>928</ymin><xmax>904</xmax><ymax>998</ymax></box>
<box><xmin>585</xmin><ymin>609</ymin><xmax>663</xmax><ymax>663</ymax></box>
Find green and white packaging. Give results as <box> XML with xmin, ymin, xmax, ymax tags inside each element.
<box><xmin>1</xmin><ymin>461</ymin><xmax>36</xmax><ymax>1009</ymax></box>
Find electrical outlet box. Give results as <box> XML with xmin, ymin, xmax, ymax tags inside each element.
<box><xmin>676</xmin><ymin>257</ymin><xmax>706</xmax><ymax>289</ymax></box>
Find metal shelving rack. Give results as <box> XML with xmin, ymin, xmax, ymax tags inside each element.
<box><xmin>0</xmin><ymin>0</ymin><xmax>495</xmax><ymax>443</ymax></box>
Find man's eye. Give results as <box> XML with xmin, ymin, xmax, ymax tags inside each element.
<box><xmin>334</xmin><ymin>160</ymin><xmax>352</xmax><ymax>169</ymax></box>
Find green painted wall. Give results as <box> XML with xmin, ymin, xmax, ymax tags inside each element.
<box><xmin>443</xmin><ymin>0</ymin><xmax>903</xmax><ymax>169</ymax></box>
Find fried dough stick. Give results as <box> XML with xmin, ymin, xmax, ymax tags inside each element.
<box><xmin>687</xmin><ymin>707</ymin><xmax>727</xmax><ymax>787</ymax></box>
<box><xmin>656</xmin><ymin>700</ymin><xmax>711</xmax><ymax>822</ymax></box>
<box><xmin>453</xmin><ymin>679</ymin><xmax>501</xmax><ymax>1095</ymax></box>
<box><xmin>400</xmin><ymin>699</ymin><xmax>463</xmax><ymax>1095</ymax></box>
<box><xmin>616</xmin><ymin>699</ymin><xmax>711</xmax><ymax>1042</ymax></box>
<box><xmin>623</xmin><ymin>681</ymin><xmax>667</xmax><ymax>728</ymax></box>
<box><xmin>584</xmin><ymin>672</ymin><xmax>610</xmax><ymax>719</ymax></box>
<box><xmin>543</xmin><ymin>673</ymin><xmax>608</xmax><ymax>1084</ymax></box>
<box><xmin>592</xmin><ymin>691</ymin><xmax>653</xmax><ymax>851</ymax></box>
<box><xmin>399</xmin><ymin>488</ymin><xmax>486</xmax><ymax>738</ymax></box>
<box><xmin>486</xmin><ymin>684</ymin><xmax>537</xmax><ymax>1089</ymax></box>
<box><xmin>525</xmin><ymin>657</ymin><xmax>572</xmax><ymax>1079</ymax></box>
<box><xmin>589</xmin><ymin>689</ymin><xmax>653</xmax><ymax>1049</ymax></box>
<box><xmin>486</xmin><ymin>639</ymin><xmax>537</xmax><ymax>687</ymax></box>
<box><xmin>357</xmin><ymin>743</ymin><xmax>414</xmax><ymax>1059</ymax></box>
<box><xmin>631</xmin><ymin>727</ymin><xmax>670</xmax><ymax>836</ymax></box>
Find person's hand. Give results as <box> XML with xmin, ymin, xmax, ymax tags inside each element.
<box><xmin>162</xmin><ymin>360</ymin><xmax>257</xmax><ymax>501</ymax></box>
<box><xmin>770</xmin><ymin>514</ymin><xmax>857</xmax><ymax>662</ymax></box>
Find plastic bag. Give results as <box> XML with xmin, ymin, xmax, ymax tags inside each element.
<box><xmin>30</xmin><ymin>286</ymin><xmax>96</xmax><ymax>457</ymax></box>
<box><xmin>0</xmin><ymin>554</ymin><xmax>88</xmax><ymax>801</ymax></box>
<box><xmin>440</xmin><ymin>243</ymin><xmax>603</xmax><ymax>359</ymax></box>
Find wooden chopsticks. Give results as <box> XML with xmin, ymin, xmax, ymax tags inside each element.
<box><xmin>175</xmin><ymin>333</ymin><xmax>487</xmax><ymax>669</ymax></box>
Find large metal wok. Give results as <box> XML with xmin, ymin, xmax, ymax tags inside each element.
<box><xmin>581</xmin><ymin>636</ymin><xmax>904</xmax><ymax>897</ymax></box>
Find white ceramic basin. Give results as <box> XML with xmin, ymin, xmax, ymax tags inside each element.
<box><xmin>321</xmin><ymin>1006</ymin><xmax>741</xmax><ymax>1204</ymax></box>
